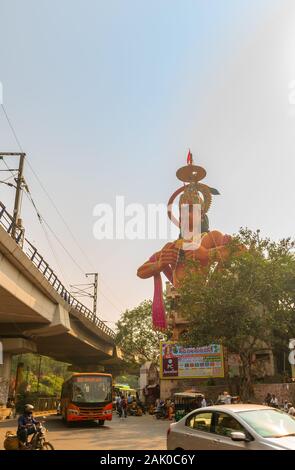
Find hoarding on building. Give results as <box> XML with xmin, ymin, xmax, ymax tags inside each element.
<box><xmin>160</xmin><ymin>342</ymin><xmax>224</xmax><ymax>379</ymax></box>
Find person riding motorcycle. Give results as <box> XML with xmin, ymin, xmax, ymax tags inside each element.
<box><xmin>17</xmin><ymin>404</ymin><xmax>39</xmax><ymax>447</ymax></box>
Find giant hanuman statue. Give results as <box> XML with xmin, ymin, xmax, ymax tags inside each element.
<box><xmin>137</xmin><ymin>151</ymin><xmax>232</xmax><ymax>331</ymax></box>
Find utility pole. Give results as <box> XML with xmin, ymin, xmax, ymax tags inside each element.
<box><xmin>12</xmin><ymin>153</ymin><xmax>25</xmax><ymax>239</ymax></box>
<box><xmin>86</xmin><ymin>272</ymin><xmax>98</xmax><ymax>315</ymax></box>
<box><xmin>70</xmin><ymin>272</ymin><xmax>98</xmax><ymax>316</ymax></box>
<box><xmin>0</xmin><ymin>152</ymin><xmax>26</xmax><ymax>240</ymax></box>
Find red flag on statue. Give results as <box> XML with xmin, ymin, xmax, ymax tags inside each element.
<box><xmin>187</xmin><ymin>149</ymin><xmax>192</xmax><ymax>164</ymax></box>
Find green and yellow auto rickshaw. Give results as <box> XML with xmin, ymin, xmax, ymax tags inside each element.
<box><xmin>173</xmin><ymin>391</ymin><xmax>205</xmax><ymax>421</ymax></box>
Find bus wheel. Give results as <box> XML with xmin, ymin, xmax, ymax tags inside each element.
<box><xmin>98</xmin><ymin>420</ymin><xmax>105</xmax><ymax>426</ymax></box>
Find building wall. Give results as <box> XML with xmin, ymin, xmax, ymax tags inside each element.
<box><xmin>160</xmin><ymin>378</ymin><xmax>295</xmax><ymax>404</ymax></box>
<box><xmin>253</xmin><ymin>383</ymin><xmax>295</xmax><ymax>404</ymax></box>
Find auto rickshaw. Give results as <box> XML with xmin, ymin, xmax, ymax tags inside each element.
<box><xmin>173</xmin><ymin>392</ymin><xmax>205</xmax><ymax>421</ymax></box>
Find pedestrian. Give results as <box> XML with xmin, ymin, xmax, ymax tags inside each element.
<box><xmin>270</xmin><ymin>394</ymin><xmax>278</xmax><ymax>408</ymax></box>
<box><xmin>283</xmin><ymin>400</ymin><xmax>289</xmax><ymax>412</ymax></box>
<box><xmin>121</xmin><ymin>396</ymin><xmax>127</xmax><ymax>418</ymax></box>
<box><xmin>288</xmin><ymin>403</ymin><xmax>295</xmax><ymax>416</ymax></box>
<box><xmin>264</xmin><ymin>393</ymin><xmax>272</xmax><ymax>406</ymax></box>
<box><xmin>222</xmin><ymin>391</ymin><xmax>232</xmax><ymax>404</ymax></box>
<box><xmin>115</xmin><ymin>394</ymin><xmax>120</xmax><ymax>414</ymax></box>
<box><xmin>201</xmin><ymin>396</ymin><xmax>207</xmax><ymax>407</ymax></box>
<box><xmin>117</xmin><ymin>394</ymin><xmax>124</xmax><ymax>418</ymax></box>
<box><xmin>127</xmin><ymin>393</ymin><xmax>133</xmax><ymax>405</ymax></box>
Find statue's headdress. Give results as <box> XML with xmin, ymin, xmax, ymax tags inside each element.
<box><xmin>167</xmin><ymin>150</ymin><xmax>220</xmax><ymax>232</ymax></box>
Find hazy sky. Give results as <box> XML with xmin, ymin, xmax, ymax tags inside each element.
<box><xmin>1</xmin><ymin>0</ymin><xmax>295</xmax><ymax>328</ymax></box>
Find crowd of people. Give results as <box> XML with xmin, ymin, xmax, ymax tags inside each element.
<box><xmin>264</xmin><ymin>393</ymin><xmax>295</xmax><ymax>415</ymax></box>
<box><xmin>114</xmin><ymin>387</ymin><xmax>295</xmax><ymax>422</ymax></box>
<box><xmin>114</xmin><ymin>393</ymin><xmax>146</xmax><ymax>418</ymax></box>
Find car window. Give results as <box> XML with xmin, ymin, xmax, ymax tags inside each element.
<box><xmin>214</xmin><ymin>412</ymin><xmax>245</xmax><ymax>437</ymax></box>
<box><xmin>238</xmin><ymin>409</ymin><xmax>295</xmax><ymax>438</ymax></box>
<box><xmin>186</xmin><ymin>412</ymin><xmax>213</xmax><ymax>432</ymax></box>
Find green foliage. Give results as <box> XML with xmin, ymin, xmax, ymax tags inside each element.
<box><xmin>115</xmin><ymin>374</ymin><xmax>139</xmax><ymax>389</ymax></box>
<box><xmin>11</xmin><ymin>354</ymin><xmax>70</xmax><ymax>397</ymax></box>
<box><xmin>178</xmin><ymin>228</ymin><xmax>295</xmax><ymax>400</ymax></box>
<box><xmin>115</xmin><ymin>300</ymin><xmax>170</xmax><ymax>364</ymax></box>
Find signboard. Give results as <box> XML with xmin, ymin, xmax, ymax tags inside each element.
<box><xmin>75</xmin><ymin>376</ymin><xmax>106</xmax><ymax>382</ymax></box>
<box><xmin>160</xmin><ymin>342</ymin><xmax>224</xmax><ymax>379</ymax></box>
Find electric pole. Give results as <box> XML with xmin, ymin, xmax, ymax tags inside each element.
<box><xmin>70</xmin><ymin>272</ymin><xmax>98</xmax><ymax>316</ymax></box>
<box><xmin>12</xmin><ymin>153</ymin><xmax>25</xmax><ymax>239</ymax></box>
<box><xmin>0</xmin><ymin>152</ymin><xmax>26</xmax><ymax>240</ymax></box>
<box><xmin>86</xmin><ymin>272</ymin><xmax>98</xmax><ymax>315</ymax></box>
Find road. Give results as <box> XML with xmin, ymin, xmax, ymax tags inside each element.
<box><xmin>0</xmin><ymin>413</ymin><xmax>170</xmax><ymax>450</ymax></box>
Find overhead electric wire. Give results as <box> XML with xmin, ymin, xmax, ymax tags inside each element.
<box><xmin>26</xmin><ymin>184</ymin><xmax>123</xmax><ymax>313</ymax></box>
<box><xmin>99</xmin><ymin>290</ymin><xmax>123</xmax><ymax>315</ymax></box>
<box><xmin>26</xmin><ymin>162</ymin><xmax>125</xmax><ymax>311</ymax></box>
<box><xmin>23</xmin><ymin>189</ymin><xmax>69</xmax><ymax>286</ymax></box>
<box><xmin>1</xmin><ymin>102</ymin><xmax>124</xmax><ymax>315</ymax></box>
<box><xmin>0</xmin><ymin>174</ymin><xmax>15</xmax><ymax>183</ymax></box>
<box><xmin>1</xmin><ymin>103</ymin><xmax>89</xmax><ymax>274</ymax></box>
<box><xmin>27</xmin><ymin>193</ymin><xmax>86</xmax><ymax>276</ymax></box>
<box><xmin>26</xmin><ymin>158</ymin><xmax>95</xmax><ymax>271</ymax></box>
<box><xmin>0</xmin><ymin>155</ymin><xmax>17</xmax><ymax>180</ymax></box>
<box><xmin>1</xmin><ymin>104</ymin><xmax>24</xmax><ymax>152</ymax></box>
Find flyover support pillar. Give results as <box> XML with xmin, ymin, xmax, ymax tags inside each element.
<box><xmin>0</xmin><ymin>338</ymin><xmax>37</xmax><ymax>405</ymax></box>
<box><xmin>0</xmin><ymin>351</ymin><xmax>12</xmax><ymax>405</ymax></box>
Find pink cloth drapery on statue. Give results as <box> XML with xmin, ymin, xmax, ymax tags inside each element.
<box><xmin>150</xmin><ymin>254</ymin><xmax>173</xmax><ymax>331</ymax></box>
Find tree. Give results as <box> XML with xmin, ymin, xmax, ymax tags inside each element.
<box><xmin>178</xmin><ymin>228</ymin><xmax>295</xmax><ymax>401</ymax></box>
<box><xmin>115</xmin><ymin>300</ymin><xmax>170</xmax><ymax>364</ymax></box>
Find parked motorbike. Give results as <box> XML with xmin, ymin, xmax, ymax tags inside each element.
<box><xmin>4</xmin><ymin>420</ymin><xmax>54</xmax><ymax>450</ymax></box>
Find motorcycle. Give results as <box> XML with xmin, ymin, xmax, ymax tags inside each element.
<box><xmin>4</xmin><ymin>420</ymin><xmax>54</xmax><ymax>450</ymax></box>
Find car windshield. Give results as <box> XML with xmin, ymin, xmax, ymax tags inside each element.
<box><xmin>72</xmin><ymin>376</ymin><xmax>112</xmax><ymax>403</ymax></box>
<box><xmin>238</xmin><ymin>409</ymin><xmax>295</xmax><ymax>438</ymax></box>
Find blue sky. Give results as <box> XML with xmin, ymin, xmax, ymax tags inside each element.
<box><xmin>1</xmin><ymin>0</ymin><xmax>295</xmax><ymax>326</ymax></box>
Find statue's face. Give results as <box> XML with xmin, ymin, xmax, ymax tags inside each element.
<box><xmin>179</xmin><ymin>203</ymin><xmax>201</xmax><ymax>238</ymax></box>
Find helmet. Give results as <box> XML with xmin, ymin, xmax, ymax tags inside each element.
<box><xmin>24</xmin><ymin>404</ymin><xmax>34</xmax><ymax>413</ymax></box>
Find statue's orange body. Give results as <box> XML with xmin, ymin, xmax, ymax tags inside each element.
<box><xmin>137</xmin><ymin>230</ymin><xmax>231</xmax><ymax>287</ymax></box>
<box><xmin>137</xmin><ymin>153</ymin><xmax>234</xmax><ymax>330</ymax></box>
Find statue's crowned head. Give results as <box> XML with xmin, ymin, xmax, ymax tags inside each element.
<box><xmin>167</xmin><ymin>150</ymin><xmax>219</xmax><ymax>234</ymax></box>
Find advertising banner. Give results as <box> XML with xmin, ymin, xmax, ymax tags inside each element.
<box><xmin>160</xmin><ymin>342</ymin><xmax>224</xmax><ymax>379</ymax></box>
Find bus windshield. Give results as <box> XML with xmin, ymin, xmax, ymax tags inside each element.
<box><xmin>72</xmin><ymin>375</ymin><xmax>112</xmax><ymax>404</ymax></box>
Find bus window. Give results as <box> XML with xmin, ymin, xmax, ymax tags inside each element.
<box><xmin>72</xmin><ymin>375</ymin><xmax>112</xmax><ymax>404</ymax></box>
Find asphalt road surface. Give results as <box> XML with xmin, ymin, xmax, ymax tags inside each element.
<box><xmin>0</xmin><ymin>413</ymin><xmax>170</xmax><ymax>450</ymax></box>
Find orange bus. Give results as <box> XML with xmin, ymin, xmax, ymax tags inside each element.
<box><xmin>60</xmin><ymin>373</ymin><xmax>113</xmax><ymax>425</ymax></box>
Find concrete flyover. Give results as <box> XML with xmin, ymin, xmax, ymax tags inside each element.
<box><xmin>0</xmin><ymin>202</ymin><xmax>122</xmax><ymax>404</ymax></box>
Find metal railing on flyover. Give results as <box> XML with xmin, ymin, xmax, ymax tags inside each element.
<box><xmin>0</xmin><ymin>201</ymin><xmax>116</xmax><ymax>339</ymax></box>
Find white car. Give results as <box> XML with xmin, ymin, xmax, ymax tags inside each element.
<box><xmin>167</xmin><ymin>404</ymin><xmax>295</xmax><ymax>450</ymax></box>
